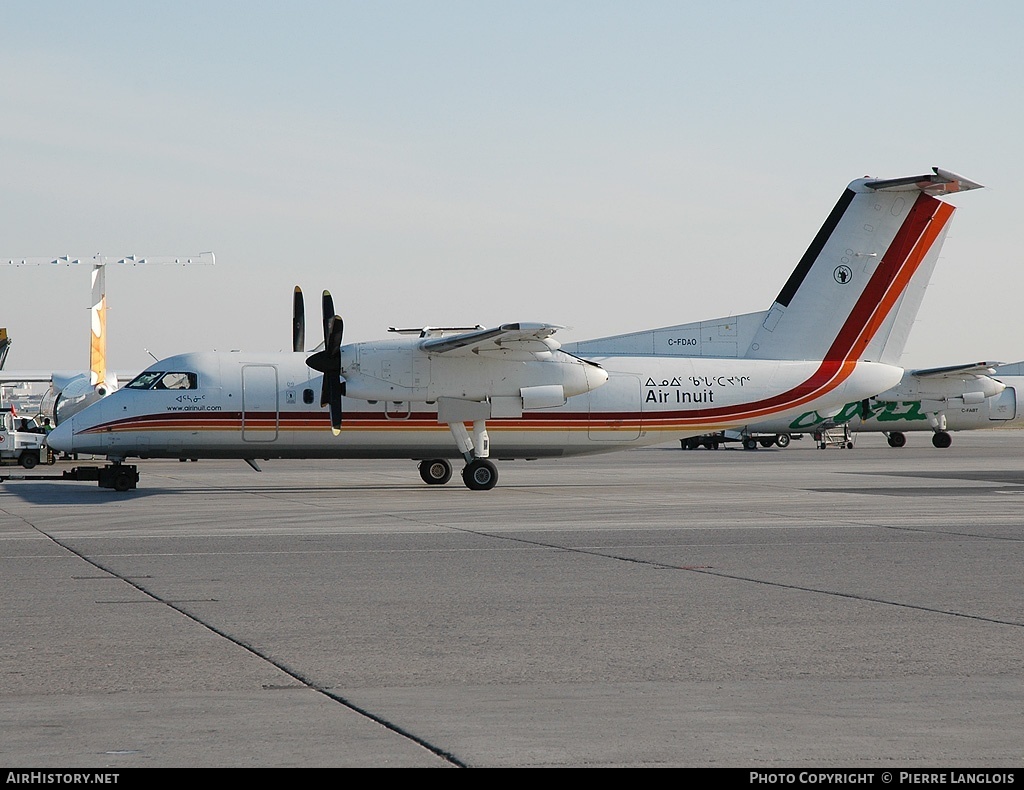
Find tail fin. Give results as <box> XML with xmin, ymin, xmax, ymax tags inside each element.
<box><xmin>566</xmin><ymin>168</ymin><xmax>981</xmax><ymax>362</ymax></box>
<box><xmin>745</xmin><ymin>168</ymin><xmax>982</xmax><ymax>363</ymax></box>
<box><xmin>0</xmin><ymin>328</ymin><xmax>10</xmax><ymax>370</ymax></box>
<box><xmin>89</xmin><ymin>263</ymin><xmax>109</xmax><ymax>391</ymax></box>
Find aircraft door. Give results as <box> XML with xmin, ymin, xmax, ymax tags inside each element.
<box><xmin>988</xmin><ymin>387</ymin><xmax>1017</xmax><ymax>421</ymax></box>
<box><xmin>242</xmin><ymin>364</ymin><xmax>280</xmax><ymax>442</ymax></box>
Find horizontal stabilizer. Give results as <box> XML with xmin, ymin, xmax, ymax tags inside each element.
<box><xmin>4</xmin><ymin>252</ymin><xmax>216</xmax><ymax>266</ymax></box>
<box><xmin>864</xmin><ymin>168</ymin><xmax>983</xmax><ymax>195</ymax></box>
<box><xmin>994</xmin><ymin>361</ymin><xmax>1024</xmax><ymax>376</ymax></box>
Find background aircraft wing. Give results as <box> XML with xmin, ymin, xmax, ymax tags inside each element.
<box><xmin>910</xmin><ymin>361</ymin><xmax>1003</xmax><ymax>378</ymax></box>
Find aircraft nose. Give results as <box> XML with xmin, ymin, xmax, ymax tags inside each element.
<box><xmin>46</xmin><ymin>419</ymin><xmax>74</xmax><ymax>453</ymax></box>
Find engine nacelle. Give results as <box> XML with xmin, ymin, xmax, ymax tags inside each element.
<box><xmin>340</xmin><ymin>341</ymin><xmax>607</xmax><ymax>404</ymax></box>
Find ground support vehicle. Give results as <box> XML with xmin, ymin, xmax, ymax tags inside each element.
<box><xmin>680</xmin><ymin>430</ymin><xmax>797</xmax><ymax>450</ymax></box>
<box><xmin>0</xmin><ymin>412</ymin><xmax>53</xmax><ymax>468</ymax></box>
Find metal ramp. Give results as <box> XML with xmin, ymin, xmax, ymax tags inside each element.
<box><xmin>812</xmin><ymin>423</ymin><xmax>854</xmax><ymax>449</ymax></box>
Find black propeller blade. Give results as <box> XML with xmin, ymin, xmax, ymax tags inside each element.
<box><xmin>293</xmin><ymin>286</ymin><xmax>305</xmax><ymax>353</ymax></box>
<box><xmin>304</xmin><ymin>289</ymin><xmax>345</xmax><ymax>435</ymax></box>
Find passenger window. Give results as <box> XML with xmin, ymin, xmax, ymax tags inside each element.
<box><xmin>303</xmin><ymin>388</ymin><xmax>315</xmax><ymax>404</ymax></box>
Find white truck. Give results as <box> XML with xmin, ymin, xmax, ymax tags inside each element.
<box><xmin>0</xmin><ymin>412</ymin><xmax>53</xmax><ymax>468</ymax></box>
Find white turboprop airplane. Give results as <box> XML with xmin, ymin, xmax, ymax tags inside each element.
<box><xmin>0</xmin><ymin>253</ymin><xmax>214</xmax><ymax>426</ymax></box>
<box><xmin>47</xmin><ymin>168</ymin><xmax>982</xmax><ymax>491</ymax></box>
<box><xmin>749</xmin><ymin>361</ymin><xmax>1023</xmax><ymax>448</ymax></box>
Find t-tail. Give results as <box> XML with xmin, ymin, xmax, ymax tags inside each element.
<box><xmin>89</xmin><ymin>263</ymin><xmax>112</xmax><ymax>393</ymax></box>
<box><xmin>567</xmin><ymin>168</ymin><xmax>982</xmax><ymax>363</ymax></box>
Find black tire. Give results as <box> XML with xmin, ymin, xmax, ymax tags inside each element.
<box><xmin>743</xmin><ymin>438</ymin><xmax>757</xmax><ymax>450</ymax></box>
<box><xmin>887</xmin><ymin>432</ymin><xmax>906</xmax><ymax>448</ymax></box>
<box><xmin>759</xmin><ymin>439</ymin><xmax>774</xmax><ymax>448</ymax></box>
<box><xmin>932</xmin><ymin>431</ymin><xmax>952</xmax><ymax>449</ymax></box>
<box><xmin>19</xmin><ymin>451</ymin><xmax>38</xmax><ymax>469</ymax></box>
<box><xmin>462</xmin><ymin>459</ymin><xmax>498</xmax><ymax>491</ymax></box>
<box><xmin>113</xmin><ymin>471</ymin><xmax>134</xmax><ymax>492</ymax></box>
<box><xmin>775</xmin><ymin>434</ymin><xmax>791</xmax><ymax>448</ymax></box>
<box><xmin>419</xmin><ymin>458</ymin><xmax>453</xmax><ymax>485</ymax></box>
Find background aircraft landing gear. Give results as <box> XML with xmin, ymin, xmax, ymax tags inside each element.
<box><xmin>932</xmin><ymin>431</ymin><xmax>952</xmax><ymax>449</ymax></box>
<box><xmin>886</xmin><ymin>432</ymin><xmax>906</xmax><ymax>448</ymax></box>
<box><xmin>419</xmin><ymin>459</ymin><xmax>453</xmax><ymax>485</ymax></box>
<box><xmin>462</xmin><ymin>459</ymin><xmax>498</xmax><ymax>491</ymax></box>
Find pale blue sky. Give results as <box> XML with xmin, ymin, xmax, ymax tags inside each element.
<box><xmin>1</xmin><ymin>2</ymin><xmax>1021</xmax><ymax>372</ymax></box>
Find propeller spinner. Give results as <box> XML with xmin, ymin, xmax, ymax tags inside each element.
<box><xmin>302</xmin><ymin>289</ymin><xmax>346</xmax><ymax>435</ymax></box>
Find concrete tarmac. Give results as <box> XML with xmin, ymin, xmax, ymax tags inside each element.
<box><xmin>1</xmin><ymin>430</ymin><xmax>1022</xmax><ymax>768</ymax></box>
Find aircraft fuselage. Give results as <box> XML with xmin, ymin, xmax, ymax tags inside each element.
<box><xmin>50</xmin><ymin>349</ymin><xmax>902</xmax><ymax>461</ymax></box>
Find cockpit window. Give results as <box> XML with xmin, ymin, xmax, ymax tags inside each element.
<box><xmin>155</xmin><ymin>372</ymin><xmax>196</xmax><ymax>390</ymax></box>
<box><xmin>126</xmin><ymin>371</ymin><xmax>164</xmax><ymax>390</ymax></box>
<box><xmin>125</xmin><ymin>371</ymin><xmax>198</xmax><ymax>390</ymax></box>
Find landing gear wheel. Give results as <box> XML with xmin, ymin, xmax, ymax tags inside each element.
<box><xmin>775</xmin><ymin>434</ymin><xmax>791</xmax><ymax>448</ymax></box>
<box><xmin>743</xmin><ymin>438</ymin><xmax>758</xmax><ymax>450</ymax></box>
<box><xmin>887</xmin><ymin>432</ymin><xmax>906</xmax><ymax>448</ymax></box>
<box><xmin>462</xmin><ymin>459</ymin><xmax>498</xmax><ymax>491</ymax></box>
<box><xmin>419</xmin><ymin>458</ymin><xmax>453</xmax><ymax>485</ymax></box>
<box><xmin>932</xmin><ymin>431</ymin><xmax>952</xmax><ymax>449</ymax></box>
<box><xmin>19</xmin><ymin>451</ymin><xmax>38</xmax><ymax>469</ymax></box>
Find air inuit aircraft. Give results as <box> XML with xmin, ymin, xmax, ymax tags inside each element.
<box><xmin>47</xmin><ymin>168</ymin><xmax>982</xmax><ymax>491</ymax></box>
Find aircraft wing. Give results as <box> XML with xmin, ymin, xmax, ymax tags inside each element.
<box><xmin>420</xmin><ymin>323</ymin><xmax>564</xmax><ymax>355</ymax></box>
<box><xmin>910</xmin><ymin>361</ymin><xmax>1003</xmax><ymax>378</ymax></box>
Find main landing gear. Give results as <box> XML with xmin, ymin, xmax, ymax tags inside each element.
<box><xmin>417</xmin><ymin>414</ymin><xmax>501</xmax><ymax>490</ymax></box>
<box><xmin>419</xmin><ymin>459</ymin><xmax>453</xmax><ymax>485</ymax></box>
<box><xmin>885</xmin><ymin>430</ymin><xmax>953</xmax><ymax>448</ymax></box>
<box><xmin>886</xmin><ymin>432</ymin><xmax>906</xmax><ymax>448</ymax></box>
<box><xmin>417</xmin><ymin>457</ymin><xmax>499</xmax><ymax>490</ymax></box>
